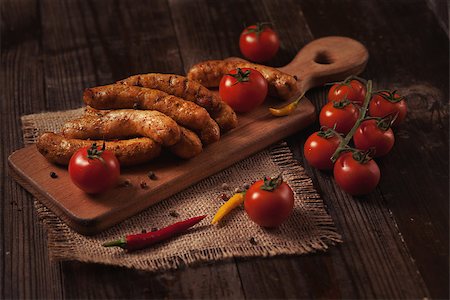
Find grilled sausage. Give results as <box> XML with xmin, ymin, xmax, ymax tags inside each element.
<box><xmin>169</xmin><ymin>126</ymin><xmax>203</xmax><ymax>159</ymax></box>
<box><xmin>37</xmin><ymin>132</ymin><xmax>161</xmax><ymax>167</ymax></box>
<box><xmin>118</xmin><ymin>73</ymin><xmax>238</xmax><ymax>132</ymax></box>
<box><xmin>83</xmin><ymin>84</ymin><xmax>220</xmax><ymax>144</ymax></box>
<box><xmin>62</xmin><ymin>108</ymin><xmax>180</xmax><ymax>146</ymax></box>
<box><xmin>187</xmin><ymin>58</ymin><xmax>299</xmax><ymax>100</ymax></box>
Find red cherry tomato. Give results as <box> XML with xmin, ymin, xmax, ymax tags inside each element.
<box><xmin>69</xmin><ymin>143</ymin><xmax>120</xmax><ymax>194</ymax></box>
<box><xmin>239</xmin><ymin>23</ymin><xmax>280</xmax><ymax>63</ymax></box>
<box><xmin>244</xmin><ymin>175</ymin><xmax>294</xmax><ymax>228</ymax></box>
<box><xmin>333</xmin><ymin>152</ymin><xmax>380</xmax><ymax>195</ymax></box>
<box><xmin>219</xmin><ymin>68</ymin><xmax>268</xmax><ymax>113</ymax></box>
<box><xmin>319</xmin><ymin>100</ymin><xmax>360</xmax><ymax>134</ymax></box>
<box><xmin>328</xmin><ymin>79</ymin><xmax>366</xmax><ymax>105</ymax></box>
<box><xmin>304</xmin><ymin>129</ymin><xmax>341</xmax><ymax>170</ymax></box>
<box><xmin>353</xmin><ymin>119</ymin><xmax>395</xmax><ymax>157</ymax></box>
<box><xmin>369</xmin><ymin>91</ymin><xmax>407</xmax><ymax>126</ymax></box>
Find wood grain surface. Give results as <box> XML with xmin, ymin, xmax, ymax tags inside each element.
<box><xmin>1</xmin><ymin>0</ymin><xmax>448</xmax><ymax>299</ymax></box>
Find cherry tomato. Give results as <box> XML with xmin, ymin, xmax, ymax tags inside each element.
<box><xmin>328</xmin><ymin>79</ymin><xmax>366</xmax><ymax>105</ymax></box>
<box><xmin>219</xmin><ymin>68</ymin><xmax>268</xmax><ymax>113</ymax></box>
<box><xmin>369</xmin><ymin>91</ymin><xmax>407</xmax><ymax>126</ymax></box>
<box><xmin>319</xmin><ymin>100</ymin><xmax>360</xmax><ymax>134</ymax></box>
<box><xmin>69</xmin><ymin>143</ymin><xmax>120</xmax><ymax>194</ymax></box>
<box><xmin>239</xmin><ymin>23</ymin><xmax>280</xmax><ymax>63</ymax></box>
<box><xmin>333</xmin><ymin>151</ymin><xmax>380</xmax><ymax>195</ymax></box>
<box><xmin>353</xmin><ymin>119</ymin><xmax>395</xmax><ymax>157</ymax></box>
<box><xmin>244</xmin><ymin>175</ymin><xmax>294</xmax><ymax>227</ymax></box>
<box><xmin>304</xmin><ymin>129</ymin><xmax>341</xmax><ymax>170</ymax></box>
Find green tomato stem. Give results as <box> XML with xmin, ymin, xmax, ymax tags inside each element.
<box><xmin>330</xmin><ymin>80</ymin><xmax>373</xmax><ymax>162</ymax></box>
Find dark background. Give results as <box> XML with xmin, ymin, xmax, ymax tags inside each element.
<box><xmin>1</xmin><ymin>0</ymin><xmax>448</xmax><ymax>298</ymax></box>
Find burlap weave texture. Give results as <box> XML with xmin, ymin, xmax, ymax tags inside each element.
<box><xmin>20</xmin><ymin>108</ymin><xmax>342</xmax><ymax>272</ymax></box>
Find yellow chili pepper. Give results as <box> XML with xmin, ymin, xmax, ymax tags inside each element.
<box><xmin>211</xmin><ymin>192</ymin><xmax>245</xmax><ymax>224</ymax></box>
<box><xmin>269</xmin><ymin>92</ymin><xmax>305</xmax><ymax>117</ymax></box>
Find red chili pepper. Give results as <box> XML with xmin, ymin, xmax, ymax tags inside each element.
<box><xmin>102</xmin><ymin>215</ymin><xmax>207</xmax><ymax>251</ymax></box>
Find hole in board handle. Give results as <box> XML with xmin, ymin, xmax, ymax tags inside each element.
<box><xmin>314</xmin><ymin>51</ymin><xmax>333</xmax><ymax>65</ymax></box>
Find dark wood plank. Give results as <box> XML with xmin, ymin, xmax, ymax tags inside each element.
<box><xmin>2</xmin><ymin>0</ymin><xmax>447</xmax><ymax>298</ymax></box>
<box><xmin>62</xmin><ymin>260</ymin><xmax>245</xmax><ymax>299</ymax></box>
<box><xmin>0</xmin><ymin>0</ymin><xmax>64</xmax><ymax>298</ymax></box>
<box><xmin>300</xmin><ymin>0</ymin><xmax>449</xmax><ymax>298</ymax></box>
<box><xmin>427</xmin><ymin>0</ymin><xmax>449</xmax><ymax>35</ymax></box>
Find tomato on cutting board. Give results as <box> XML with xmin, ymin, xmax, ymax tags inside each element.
<box><xmin>69</xmin><ymin>142</ymin><xmax>120</xmax><ymax>194</ymax></box>
<box><xmin>319</xmin><ymin>100</ymin><xmax>360</xmax><ymax>135</ymax></box>
<box><xmin>369</xmin><ymin>91</ymin><xmax>407</xmax><ymax>126</ymax></box>
<box><xmin>333</xmin><ymin>151</ymin><xmax>380</xmax><ymax>196</ymax></box>
<box><xmin>219</xmin><ymin>67</ymin><xmax>268</xmax><ymax>113</ymax></box>
<box><xmin>244</xmin><ymin>175</ymin><xmax>294</xmax><ymax>227</ymax></box>
<box><xmin>304</xmin><ymin>129</ymin><xmax>341</xmax><ymax>170</ymax></box>
<box><xmin>239</xmin><ymin>23</ymin><xmax>280</xmax><ymax>63</ymax></box>
<box><xmin>328</xmin><ymin>78</ymin><xmax>366</xmax><ymax>105</ymax></box>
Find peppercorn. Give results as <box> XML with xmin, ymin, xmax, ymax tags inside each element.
<box><xmin>140</xmin><ymin>181</ymin><xmax>148</xmax><ymax>189</ymax></box>
<box><xmin>249</xmin><ymin>237</ymin><xmax>257</xmax><ymax>245</ymax></box>
<box><xmin>49</xmin><ymin>171</ymin><xmax>58</xmax><ymax>179</ymax></box>
<box><xmin>219</xmin><ymin>193</ymin><xmax>229</xmax><ymax>201</ymax></box>
<box><xmin>119</xmin><ymin>179</ymin><xmax>132</xmax><ymax>187</ymax></box>
<box><xmin>147</xmin><ymin>171</ymin><xmax>157</xmax><ymax>180</ymax></box>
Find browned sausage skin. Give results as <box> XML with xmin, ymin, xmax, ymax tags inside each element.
<box><xmin>187</xmin><ymin>58</ymin><xmax>299</xmax><ymax>101</ymax></box>
<box><xmin>169</xmin><ymin>126</ymin><xmax>203</xmax><ymax>159</ymax></box>
<box><xmin>62</xmin><ymin>108</ymin><xmax>180</xmax><ymax>146</ymax></box>
<box><xmin>37</xmin><ymin>132</ymin><xmax>161</xmax><ymax>167</ymax></box>
<box><xmin>118</xmin><ymin>74</ymin><xmax>238</xmax><ymax>132</ymax></box>
<box><xmin>83</xmin><ymin>84</ymin><xmax>220</xmax><ymax>145</ymax></box>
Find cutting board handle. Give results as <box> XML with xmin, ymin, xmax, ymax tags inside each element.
<box><xmin>280</xmin><ymin>36</ymin><xmax>369</xmax><ymax>94</ymax></box>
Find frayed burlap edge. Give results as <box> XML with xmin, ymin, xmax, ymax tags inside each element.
<box><xmin>21</xmin><ymin>110</ymin><xmax>342</xmax><ymax>272</ymax></box>
<box><xmin>21</xmin><ymin>107</ymin><xmax>84</xmax><ymax>145</ymax></box>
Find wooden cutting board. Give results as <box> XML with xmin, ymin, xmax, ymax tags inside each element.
<box><xmin>8</xmin><ymin>36</ymin><xmax>368</xmax><ymax>235</ymax></box>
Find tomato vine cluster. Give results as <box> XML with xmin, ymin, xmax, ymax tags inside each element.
<box><xmin>304</xmin><ymin>77</ymin><xmax>407</xmax><ymax>196</ymax></box>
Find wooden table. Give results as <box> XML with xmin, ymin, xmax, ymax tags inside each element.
<box><xmin>1</xmin><ymin>0</ymin><xmax>448</xmax><ymax>298</ymax></box>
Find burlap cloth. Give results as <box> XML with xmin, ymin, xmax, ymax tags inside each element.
<box><xmin>21</xmin><ymin>108</ymin><xmax>342</xmax><ymax>272</ymax></box>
